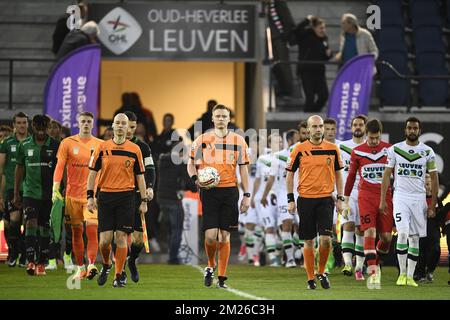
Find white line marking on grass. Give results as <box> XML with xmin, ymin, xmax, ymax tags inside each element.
<box><xmin>191</xmin><ymin>265</ymin><xmax>268</xmax><ymax>300</ymax></box>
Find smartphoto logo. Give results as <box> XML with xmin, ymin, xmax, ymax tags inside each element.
<box><xmin>366</xmin><ymin>5</ymin><xmax>381</xmax><ymax>31</ymax></box>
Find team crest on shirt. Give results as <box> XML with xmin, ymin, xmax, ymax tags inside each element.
<box><xmin>28</xmin><ymin>149</ymin><xmax>33</xmax><ymax>156</ymax></box>
<box><xmin>11</xmin><ymin>145</ymin><xmax>16</xmax><ymax>152</ymax></box>
<box><xmin>229</xmin><ymin>153</ymin><xmax>235</xmax><ymax>162</ymax></box>
<box><xmin>73</xmin><ymin>147</ymin><xmax>79</xmax><ymax>155</ymax></box>
<box><xmin>46</xmin><ymin>150</ymin><xmax>53</xmax><ymax>157</ymax></box>
<box><xmin>125</xmin><ymin>160</ymin><xmax>131</xmax><ymax>168</ymax></box>
<box><xmin>327</xmin><ymin>157</ymin><xmax>331</xmax><ymax>165</ymax></box>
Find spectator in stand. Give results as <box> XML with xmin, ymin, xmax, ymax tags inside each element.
<box><xmin>293</xmin><ymin>16</ymin><xmax>332</xmax><ymax>112</ymax></box>
<box><xmin>265</xmin><ymin>0</ymin><xmax>296</xmax><ymax>100</ymax></box>
<box><xmin>414</xmin><ymin>174</ymin><xmax>441</xmax><ymax>283</ymax></box>
<box><xmin>101</xmin><ymin>127</ymin><xmax>114</xmax><ymax>140</ymax></box>
<box><xmin>130</xmin><ymin>92</ymin><xmax>158</xmax><ymax>141</ymax></box>
<box><xmin>52</xmin><ymin>0</ymin><xmax>88</xmax><ymax>55</ymax></box>
<box><xmin>188</xmin><ymin>99</ymin><xmax>216</xmax><ymax>140</ymax></box>
<box><xmin>55</xmin><ymin>21</ymin><xmax>99</xmax><ymax>61</ymax></box>
<box><xmin>157</xmin><ymin>135</ymin><xmax>197</xmax><ymax>264</ymax></box>
<box><xmin>335</xmin><ymin>13</ymin><xmax>378</xmax><ymax>66</ymax></box>
<box><xmin>156</xmin><ymin>113</ymin><xmax>176</xmax><ymax>156</ymax></box>
<box><xmin>114</xmin><ymin>92</ymin><xmax>158</xmax><ymax>142</ymax></box>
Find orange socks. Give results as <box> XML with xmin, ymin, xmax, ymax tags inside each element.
<box><xmin>86</xmin><ymin>224</ymin><xmax>98</xmax><ymax>265</ymax></box>
<box><xmin>303</xmin><ymin>247</ymin><xmax>315</xmax><ymax>281</ymax></box>
<box><xmin>71</xmin><ymin>225</ymin><xmax>84</xmax><ymax>266</ymax></box>
<box><xmin>114</xmin><ymin>246</ymin><xmax>128</xmax><ymax>275</ymax></box>
<box><xmin>318</xmin><ymin>245</ymin><xmax>331</xmax><ymax>275</ymax></box>
<box><xmin>204</xmin><ymin>240</ymin><xmax>217</xmax><ymax>268</ymax></box>
<box><xmin>218</xmin><ymin>242</ymin><xmax>230</xmax><ymax>277</ymax></box>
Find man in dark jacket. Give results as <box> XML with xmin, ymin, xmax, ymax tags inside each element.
<box><xmin>55</xmin><ymin>21</ymin><xmax>99</xmax><ymax>61</ymax></box>
<box><xmin>157</xmin><ymin>137</ymin><xmax>197</xmax><ymax>264</ymax></box>
<box><xmin>293</xmin><ymin>16</ymin><xmax>332</xmax><ymax>112</ymax></box>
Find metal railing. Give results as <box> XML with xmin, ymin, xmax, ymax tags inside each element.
<box><xmin>267</xmin><ymin>59</ymin><xmax>450</xmax><ymax>112</ymax></box>
<box><xmin>0</xmin><ymin>57</ymin><xmax>55</xmax><ymax>110</ymax></box>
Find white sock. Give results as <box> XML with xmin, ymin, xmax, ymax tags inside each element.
<box><xmin>254</xmin><ymin>227</ymin><xmax>264</xmax><ymax>254</ymax></box>
<box><xmin>407</xmin><ymin>235</ymin><xmax>420</xmax><ymax>278</ymax></box>
<box><xmin>341</xmin><ymin>230</ymin><xmax>355</xmax><ymax>267</ymax></box>
<box><xmin>245</xmin><ymin>229</ymin><xmax>257</xmax><ymax>261</ymax></box>
<box><xmin>281</xmin><ymin>231</ymin><xmax>294</xmax><ymax>262</ymax></box>
<box><xmin>265</xmin><ymin>233</ymin><xmax>277</xmax><ymax>262</ymax></box>
<box><xmin>355</xmin><ymin>233</ymin><xmax>365</xmax><ymax>270</ymax></box>
<box><xmin>396</xmin><ymin>232</ymin><xmax>408</xmax><ymax>275</ymax></box>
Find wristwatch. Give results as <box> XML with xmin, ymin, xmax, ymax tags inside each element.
<box><xmin>243</xmin><ymin>192</ymin><xmax>251</xmax><ymax>198</ymax></box>
<box><xmin>337</xmin><ymin>195</ymin><xmax>345</xmax><ymax>202</ymax></box>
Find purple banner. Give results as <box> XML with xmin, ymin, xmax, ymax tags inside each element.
<box><xmin>44</xmin><ymin>44</ymin><xmax>101</xmax><ymax>136</ymax></box>
<box><xmin>327</xmin><ymin>54</ymin><xmax>374</xmax><ymax>141</ymax></box>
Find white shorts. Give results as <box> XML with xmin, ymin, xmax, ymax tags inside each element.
<box><xmin>393</xmin><ymin>194</ymin><xmax>427</xmax><ymax>237</ymax></box>
<box><xmin>257</xmin><ymin>198</ymin><xmax>278</xmax><ymax>230</ymax></box>
<box><xmin>341</xmin><ymin>190</ymin><xmax>360</xmax><ymax>226</ymax></box>
<box><xmin>244</xmin><ymin>206</ymin><xmax>260</xmax><ymax>226</ymax></box>
<box><xmin>276</xmin><ymin>192</ymin><xmax>299</xmax><ymax>226</ymax></box>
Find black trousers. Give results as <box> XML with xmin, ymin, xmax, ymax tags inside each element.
<box><xmin>415</xmin><ymin>218</ymin><xmax>441</xmax><ymax>277</ymax></box>
<box><xmin>300</xmin><ymin>71</ymin><xmax>328</xmax><ymax>112</ymax></box>
<box><xmin>272</xmin><ymin>38</ymin><xmax>294</xmax><ymax>97</ymax></box>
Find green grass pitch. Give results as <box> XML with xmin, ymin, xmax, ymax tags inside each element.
<box><xmin>0</xmin><ymin>264</ymin><xmax>448</xmax><ymax>300</ymax></box>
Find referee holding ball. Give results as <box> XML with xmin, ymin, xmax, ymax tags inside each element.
<box><xmin>187</xmin><ymin>104</ymin><xmax>250</xmax><ymax>289</ymax></box>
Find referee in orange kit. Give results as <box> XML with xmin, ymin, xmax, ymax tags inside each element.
<box><xmin>286</xmin><ymin>115</ymin><xmax>344</xmax><ymax>290</ymax></box>
<box><xmin>87</xmin><ymin>113</ymin><xmax>148</xmax><ymax>288</ymax></box>
<box><xmin>187</xmin><ymin>104</ymin><xmax>250</xmax><ymax>289</ymax></box>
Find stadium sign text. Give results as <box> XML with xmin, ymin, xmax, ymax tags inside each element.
<box><xmin>89</xmin><ymin>2</ymin><xmax>256</xmax><ymax>61</ymax></box>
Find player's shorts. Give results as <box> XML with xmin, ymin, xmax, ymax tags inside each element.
<box><xmin>200</xmin><ymin>187</ymin><xmax>239</xmax><ymax>232</ymax></box>
<box><xmin>65</xmin><ymin>196</ymin><xmax>98</xmax><ymax>225</ymax></box>
<box><xmin>257</xmin><ymin>194</ymin><xmax>278</xmax><ymax>230</ymax></box>
<box><xmin>277</xmin><ymin>192</ymin><xmax>297</xmax><ymax>226</ymax></box>
<box><xmin>6</xmin><ymin>190</ymin><xmax>21</xmax><ymax>215</ymax></box>
<box><xmin>297</xmin><ymin>196</ymin><xmax>333</xmax><ymax>240</ymax></box>
<box><xmin>341</xmin><ymin>190</ymin><xmax>360</xmax><ymax>226</ymax></box>
<box><xmin>393</xmin><ymin>193</ymin><xmax>427</xmax><ymax>237</ymax></box>
<box><xmin>358</xmin><ymin>192</ymin><xmax>393</xmax><ymax>233</ymax></box>
<box><xmin>23</xmin><ymin>197</ymin><xmax>52</xmax><ymax>227</ymax></box>
<box><xmin>97</xmin><ymin>190</ymin><xmax>135</xmax><ymax>234</ymax></box>
<box><xmin>244</xmin><ymin>206</ymin><xmax>260</xmax><ymax>225</ymax></box>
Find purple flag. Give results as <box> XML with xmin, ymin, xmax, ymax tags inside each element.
<box><xmin>44</xmin><ymin>44</ymin><xmax>101</xmax><ymax>136</ymax></box>
<box><xmin>327</xmin><ymin>54</ymin><xmax>374</xmax><ymax>141</ymax></box>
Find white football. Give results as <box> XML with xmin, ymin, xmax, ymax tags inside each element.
<box><xmin>198</xmin><ymin>167</ymin><xmax>220</xmax><ymax>189</ymax></box>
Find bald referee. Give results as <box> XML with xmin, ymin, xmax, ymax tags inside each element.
<box><xmin>87</xmin><ymin>113</ymin><xmax>148</xmax><ymax>288</ymax></box>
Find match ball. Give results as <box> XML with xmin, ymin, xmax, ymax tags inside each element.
<box><xmin>198</xmin><ymin>167</ymin><xmax>220</xmax><ymax>189</ymax></box>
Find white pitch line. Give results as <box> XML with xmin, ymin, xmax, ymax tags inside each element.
<box><xmin>192</xmin><ymin>265</ymin><xmax>268</xmax><ymax>300</ymax></box>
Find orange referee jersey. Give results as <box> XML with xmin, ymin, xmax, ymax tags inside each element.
<box><xmin>286</xmin><ymin>140</ymin><xmax>343</xmax><ymax>198</ymax></box>
<box><xmin>190</xmin><ymin>131</ymin><xmax>249</xmax><ymax>188</ymax></box>
<box><xmin>89</xmin><ymin>139</ymin><xmax>145</xmax><ymax>192</ymax></box>
<box><xmin>54</xmin><ymin>134</ymin><xmax>103</xmax><ymax>199</ymax></box>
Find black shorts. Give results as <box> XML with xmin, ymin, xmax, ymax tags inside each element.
<box><xmin>200</xmin><ymin>187</ymin><xmax>239</xmax><ymax>232</ymax></box>
<box><xmin>2</xmin><ymin>190</ymin><xmax>22</xmax><ymax>221</ymax></box>
<box><xmin>297</xmin><ymin>196</ymin><xmax>333</xmax><ymax>240</ymax></box>
<box><xmin>23</xmin><ymin>197</ymin><xmax>52</xmax><ymax>228</ymax></box>
<box><xmin>98</xmin><ymin>191</ymin><xmax>135</xmax><ymax>234</ymax></box>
